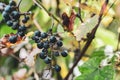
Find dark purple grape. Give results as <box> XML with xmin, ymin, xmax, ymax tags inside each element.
<box><xmin>54</xmin><ymin>64</ymin><xmax>61</xmax><ymax>72</ymax></box>
<box><xmin>34</xmin><ymin>30</ymin><xmax>41</xmax><ymax>37</ymax></box>
<box><xmin>43</xmin><ymin>41</ymin><xmax>49</xmax><ymax>49</ymax></box>
<box><xmin>50</xmin><ymin>36</ymin><xmax>57</xmax><ymax>43</ymax></box>
<box><xmin>54</xmin><ymin>51</ymin><xmax>60</xmax><ymax>57</ymax></box>
<box><xmin>2</xmin><ymin>11</ymin><xmax>9</xmax><ymax>19</ymax></box>
<box><xmin>17</xmin><ymin>31</ymin><xmax>25</xmax><ymax>37</ymax></box>
<box><xmin>9</xmin><ymin>35</ymin><xmax>17</xmax><ymax>43</ymax></box>
<box><xmin>57</xmin><ymin>40</ymin><xmax>63</xmax><ymax>47</ymax></box>
<box><xmin>37</xmin><ymin>42</ymin><xmax>44</xmax><ymax>49</ymax></box>
<box><xmin>42</xmin><ymin>49</ymin><xmax>48</xmax><ymax>53</ymax></box>
<box><xmin>11</xmin><ymin>11</ymin><xmax>20</xmax><ymax>20</ymax></box>
<box><xmin>4</xmin><ymin>5</ymin><xmax>11</xmax><ymax>12</ymax></box>
<box><xmin>18</xmin><ymin>25</ymin><xmax>26</xmax><ymax>32</ymax></box>
<box><xmin>6</xmin><ymin>21</ymin><xmax>13</xmax><ymax>26</ymax></box>
<box><xmin>39</xmin><ymin>52</ymin><xmax>47</xmax><ymax>59</ymax></box>
<box><xmin>22</xmin><ymin>18</ymin><xmax>27</xmax><ymax>23</ymax></box>
<box><xmin>61</xmin><ymin>50</ymin><xmax>68</xmax><ymax>57</ymax></box>
<box><xmin>41</xmin><ymin>32</ymin><xmax>48</xmax><ymax>38</ymax></box>
<box><xmin>9</xmin><ymin>0</ymin><xmax>16</xmax><ymax>6</ymax></box>
<box><xmin>44</xmin><ymin>57</ymin><xmax>51</xmax><ymax>64</ymax></box>
<box><xmin>12</xmin><ymin>22</ymin><xmax>19</xmax><ymax>30</ymax></box>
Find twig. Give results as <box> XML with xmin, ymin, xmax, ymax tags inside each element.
<box><xmin>78</xmin><ymin>0</ymin><xmax>83</xmax><ymax>23</ymax></box>
<box><xmin>64</xmin><ymin>0</ymin><xmax>108</xmax><ymax>79</ymax></box>
<box><xmin>56</xmin><ymin>0</ymin><xmax>60</xmax><ymax>17</ymax></box>
<box><xmin>10</xmin><ymin>54</ymin><xmax>21</xmax><ymax>62</ymax></box>
<box><xmin>17</xmin><ymin>0</ymin><xmax>22</xmax><ymax>11</ymax></box>
<box><xmin>32</xmin><ymin>0</ymin><xmax>62</xmax><ymax>26</ymax></box>
<box><xmin>116</xmin><ymin>33</ymin><xmax>120</xmax><ymax>51</ymax></box>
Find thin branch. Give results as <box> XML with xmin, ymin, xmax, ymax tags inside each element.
<box><xmin>64</xmin><ymin>0</ymin><xmax>108</xmax><ymax>79</ymax></box>
<box><xmin>116</xmin><ymin>33</ymin><xmax>120</xmax><ymax>51</ymax></box>
<box><xmin>78</xmin><ymin>0</ymin><xmax>83</xmax><ymax>23</ymax></box>
<box><xmin>32</xmin><ymin>0</ymin><xmax>62</xmax><ymax>26</ymax></box>
<box><xmin>10</xmin><ymin>54</ymin><xmax>21</xmax><ymax>62</ymax></box>
<box><xmin>17</xmin><ymin>0</ymin><xmax>22</xmax><ymax>11</ymax></box>
<box><xmin>56</xmin><ymin>0</ymin><xmax>60</xmax><ymax>17</ymax></box>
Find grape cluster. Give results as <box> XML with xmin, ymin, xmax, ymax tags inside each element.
<box><xmin>1</xmin><ymin>0</ymin><xmax>30</xmax><ymax>43</ymax></box>
<box><xmin>32</xmin><ymin>29</ymin><xmax>68</xmax><ymax>72</ymax></box>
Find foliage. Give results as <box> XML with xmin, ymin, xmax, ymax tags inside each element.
<box><xmin>0</xmin><ymin>0</ymin><xmax>120</xmax><ymax>80</ymax></box>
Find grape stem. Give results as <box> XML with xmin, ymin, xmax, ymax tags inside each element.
<box><xmin>17</xmin><ymin>0</ymin><xmax>23</xmax><ymax>11</ymax></box>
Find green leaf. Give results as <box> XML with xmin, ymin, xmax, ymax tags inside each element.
<box><xmin>96</xmin><ymin>28</ymin><xmax>117</xmax><ymax>48</ymax></box>
<box><xmin>91</xmin><ymin>47</ymin><xmax>105</xmax><ymax>58</ymax></box>
<box><xmin>0</xmin><ymin>25</ymin><xmax>17</xmax><ymax>38</ymax></box>
<box><xmin>79</xmin><ymin>57</ymin><xmax>104</xmax><ymax>75</ymax></box>
<box><xmin>75</xmin><ymin>57</ymin><xmax>115</xmax><ymax>80</ymax></box>
<box><xmin>19</xmin><ymin>0</ymin><xmax>33</xmax><ymax>12</ymax></box>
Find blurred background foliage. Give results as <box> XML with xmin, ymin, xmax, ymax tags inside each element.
<box><xmin>0</xmin><ymin>0</ymin><xmax>120</xmax><ymax>80</ymax></box>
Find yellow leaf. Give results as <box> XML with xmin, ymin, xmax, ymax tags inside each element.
<box><xmin>63</xmin><ymin>0</ymin><xmax>76</xmax><ymax>6</ymax></box>
<box><xmin>79</xmin><ymin>3</ymin><xmax>99</xmax><ymax>14</ymax></box>
<box><xmin>102</xmin><ymin>16</ymin><xmax>113</xmax><ymax>27</ymax></box>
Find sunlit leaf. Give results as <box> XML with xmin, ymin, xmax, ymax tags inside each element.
<box><xmin>73</xmin><ymin>15</ymin><xmax>99</xmax><ymax>41</ymax></box>
<box><xmin>19</xmin><ymin>0</ymin><xmax>33</xmax><ymax>12</ymax></box>
<box><xmin>63</xmin><ymin>0</ymin><xmax>76</xmax><ymax>6</ymax></box>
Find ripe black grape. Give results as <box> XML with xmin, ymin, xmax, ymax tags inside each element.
<box><xmin>37</xmin><ymin>42</ymin><xmax>44</xmax><ymax>49</ymax></box>
<box><xmin>54</xmin><ymin>64</ymin><xmax>61</xmax><ymax>72</ymax></box>
<box><xmin>61</xmin><ymin>50</ymin><xmax>68</xmax><ymax>57</ymax></box>
<box><xmin>44</xmin><ymin>57</ymin><xmax>51</xmax><ymax>64</ymax></box>
<box><xmin>41</xmin><ymin>32</ymin><xmax>48</xmax><ymax>38</ymax></box>
<box><xmin>57</xmin><ymin>40</ymin><xmax>63</xmax><ymax>47</ymax></box>
<box><xmin>9</xmin><ymin>35</ymin><xmax>17</xmax><ymax>43</ymax></box>
<box><xmin>39</xmin><ymin>52</ymin><xmax>47</xmax><ymax>59</ymax></box>
<box><xmin>50</xmin><ymin>36</ymin><xmax>57</xmax><ymax>43</ymax></box>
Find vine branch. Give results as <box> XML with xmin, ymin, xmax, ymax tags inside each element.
<box><xmin>64</xmin><ymin>0</ymin><xmax>109</xmax><ymax>79</ymax></box>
